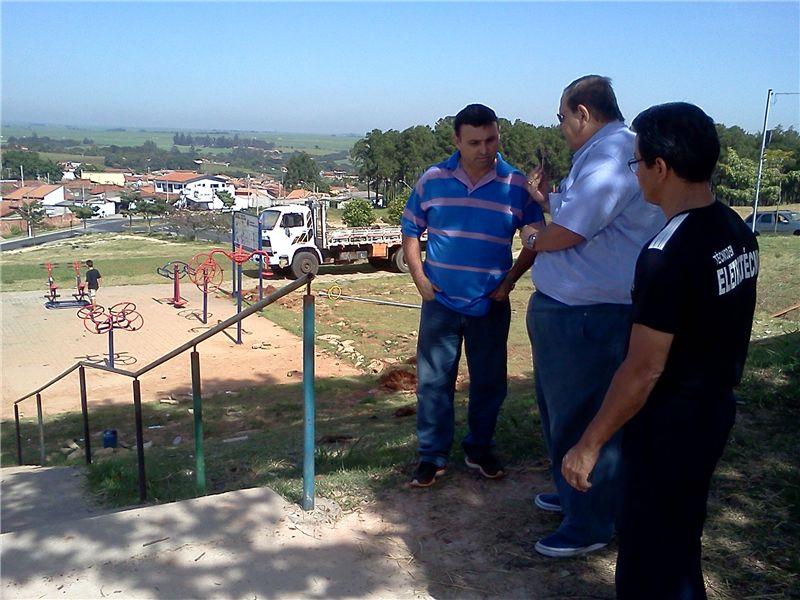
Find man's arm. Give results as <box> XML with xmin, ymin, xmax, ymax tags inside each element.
<box><xmin>489</xmin><ymin>247</ymin><xmax>537</xmax><ymax>301</ymax></box>
<box><xmin>561</xmin><ymin>324</ymin><xmax>674</xmax><ymax>492</ymax></box>
<box><xmin>520</xmin><ymin>222</ymin><xmax>585</xmax><ymax>253</ymax></box>
<box><xmin>403</xmin><ymin>235</ymin><xmax>439</xmax><ymax>302</ymax></box>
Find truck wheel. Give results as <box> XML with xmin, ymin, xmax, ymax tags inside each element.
<box><xmin>290</xmin><ymin>251</ymin><xmax>320</xmax><ymax>279</ymax></box>
<box><xmin>390</xmin><ymin>247</ymin><xmax>409</xmax><ymax>273</ymax></box>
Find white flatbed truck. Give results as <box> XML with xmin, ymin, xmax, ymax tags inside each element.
<box><xmin>259</xmin><ymin>200</ymin><xmax>421</xmax><ymax>278</ymax></box>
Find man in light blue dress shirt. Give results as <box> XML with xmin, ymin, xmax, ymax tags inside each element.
<box><xmin>520</xmin><ymin>75</ymin><xmax>665</xmax><ymax>558</ymax></box>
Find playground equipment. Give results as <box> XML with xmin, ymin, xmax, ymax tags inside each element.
<box><xmin>187</xmin><ymin>252</ymin><xmax>225</xmax><ymax>325</ymax></box>
<box><xmin>79</xmin><ymin>302</ymin><xmax>144</xmax><ymax>368</ymax></box>
<box><xmin>318</xmin><ymin>285</ymin><xmax>421</xmax><ymax>309</ymax></box>
<box><xmin>43</xmin><ymin>262</ymin><xmax>90</xmax><ymax>309</ymax></box>
<box><xmin>191</xmin><ymin>245</ymin><xmax>270</xmax><ymax>344</ymax></box>
<box><xmin>155</xmin><ymin>261</ymin><xmax>190</xmax><ymax>308</ymax></box>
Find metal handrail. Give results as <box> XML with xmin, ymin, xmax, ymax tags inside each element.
<box><xmin>13</xmin><ymin>274</ymin><xmax>317</xmax><ymax>509</ymax></box>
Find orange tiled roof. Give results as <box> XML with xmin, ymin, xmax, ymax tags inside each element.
<box><xmin>286</xmin><ymin>189</ymin><xmax>314</xmax><ymax>200</ymax></box>
<box><xmin>154</xmin><ymin>172</ymin><xmax>202</xmax><ymax>183</ymax></box>
<box><xmin>3</xmin><ymin>185</ymin><xmax>61</xmax><ymax>201</ymax></box>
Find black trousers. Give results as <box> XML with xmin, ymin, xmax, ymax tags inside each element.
<box><xmin>616</xmin><ymin>390</ymin><xmax>736</xmax><ymax>600</ymax></box>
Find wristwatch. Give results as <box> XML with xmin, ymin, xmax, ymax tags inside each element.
<box><xmin>526</xmin><ymin>232</ymin><xmax>538</xmax><ymax>251</ymax></box>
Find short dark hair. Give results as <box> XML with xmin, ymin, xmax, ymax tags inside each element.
<box><xmin>563</xmin><ymin>75</ymin><xmax>624</xmax><ymax>123</ymax></box>
<box><xmin>86</xmin><ymin>260</ymin><xmax>93</xmax><ymax>267</ymax></box>
<box><xmin>454</xmin><ymin>104</ymin><xmax>498</xmax><ymax>136</ymax></box>
<box><xmin>632</xmin><ymin>102</ymin><xmax>720</xmax><ymax>183</ymax></box>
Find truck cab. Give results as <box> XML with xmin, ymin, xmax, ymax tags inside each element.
<box><xmin>260</xmin><ymin>200</ymin><xmax>412</xmax><ymax>278</ymax></box>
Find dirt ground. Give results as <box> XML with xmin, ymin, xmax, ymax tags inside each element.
<box><xmin>2</xmin><ymin>278</ymin><xmax>626</xmax><ymax>598</ymax></box>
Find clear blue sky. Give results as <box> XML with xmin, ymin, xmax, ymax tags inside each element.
<box><xmin>2</xmin><ymin>1</ymin><xmax>798</xmax><ymax>136</ymax></box>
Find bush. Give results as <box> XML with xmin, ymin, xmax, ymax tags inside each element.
<box><xmin>385</xmin><ymin>190</ymin><xmax>410</xmax><ymax>225</ymax></box>
<box><xmin>342</xmin><ymin>198</ymin><xmax>376</xmax><ymax>227</ymax></box>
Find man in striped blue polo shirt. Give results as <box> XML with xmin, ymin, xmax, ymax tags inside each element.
<box><xmin>401</xmin><ymin>104</ymin><xmax>545</xmax><ymax>488</ymax></box>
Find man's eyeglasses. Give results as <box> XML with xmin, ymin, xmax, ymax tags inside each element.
<box><xmin>628</xmin><ymin>158</ymin><xmax>645</xmax><ymax>173</ymax></box>
<box><xmin>556</xmin><ymin>113</ymin><xmax>564</xmax><ymax>123</ymax></box>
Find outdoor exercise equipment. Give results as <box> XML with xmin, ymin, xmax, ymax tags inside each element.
<box><xmin>156</xmin><ymin>261</ymin><xmax>190</xmax><ymax>308</ymax></box>
<box><xmin>79</xmin><ymin>302</ymin><xmax>144</xmax><ymax>368</ymax></box>
<box><xmin>43</xmin><ymin>262</ymin><xmax>90</xmax><ymax>309</ymax></box>
<box><xmin>187</xmin><ymin>252</ymin><xmax>225</xmax><ymax>325</ymax></box>
<box><xmin>203</xmin><ymin>245</ymin><xmax>270</xmax><ymax>344</ymax></box>
<box><xmin>318</xmin><ymin>285</ymin><xmax>421</xmax><ymax>310</ymax></box>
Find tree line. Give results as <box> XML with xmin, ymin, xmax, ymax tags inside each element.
<box><xmin>4</xmin><ymin>120</ymin><xmax>799</xmax><ymax>207</ymax></box>
<box><xmin>350</xmin><ymin>120</ymin><xmax>800</xmax><ymax>207</ymax></box>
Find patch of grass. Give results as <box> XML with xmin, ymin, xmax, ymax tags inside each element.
<box><xmin>0</xmin><ymin>234</ymin><xmax>228</xmax><ymax>292</ymax></box>
<box><xmin>704</xmin><ymin>330</ymin><xmax>800</xmax><ymax>598</ymax></box>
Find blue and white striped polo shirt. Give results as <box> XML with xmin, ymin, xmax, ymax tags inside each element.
<box><xmin>402</xmin><ymin>151</ymin><xmax>544</xmax><ymax>316</ymax></box>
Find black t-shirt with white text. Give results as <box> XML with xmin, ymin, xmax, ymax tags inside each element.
<box><xmin>631</xmin><ymin>201</ymin><xmax>758</xmax><ymax>401</ymax></box>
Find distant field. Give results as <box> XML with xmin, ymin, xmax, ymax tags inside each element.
<box><xmin>1</xmin><ymin>125</ymin><xmax>360</xmax><ymax>154</ymax></box>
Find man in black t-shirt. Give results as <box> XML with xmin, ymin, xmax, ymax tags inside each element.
<box><xmin>560</xmin><ymin>103</ymin><xmax>758</xmax><ymax>600</ymax></box>
<box><xmin>85</xmin><ymin>259</ymin><xmax>101</xmax><ymax>307</ymax></box>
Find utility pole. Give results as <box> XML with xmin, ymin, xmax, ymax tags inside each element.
<box><xmin>20</xmin><ymin>165</ymin><xmax>24</xmax><ymax>187</ymax></box>
<box><xmin>751</xmin><ymin>89</ymin><xmax>773</xmax><ymax>232</ymax></box>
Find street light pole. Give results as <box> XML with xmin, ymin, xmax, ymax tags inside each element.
<box><xmin>750</xmin><ymin>89</ymin><xmax>773</xmax><ymax>232</ymax></box>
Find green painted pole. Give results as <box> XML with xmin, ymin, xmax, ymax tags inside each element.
<box><xmin>79</xmin><ymin>366</ymin><xmax>92</xmax><ymax>465</ymax></box>
<box><xmin>302</xmin><ymin>289</ymin><xmax>315</xmax><ymax>511</ymax></box>
<box><xmin>14</xmin><ymin>405</ymin><xmax>22</xmax><ymax>465</ymax></box>
<box><xmin>36</xmin><ymin>394</ymin><xmax>45</xmax><ymax>467</ymax></box>
<box><xmin>133</xmin><ymin>379</ymin><xmax>147</xmax><ymax>502</ymax></box>
<box><xmin>190</xmin><ymin>350</ymin><xmax>206</xmax><ymax>494</ymax></box>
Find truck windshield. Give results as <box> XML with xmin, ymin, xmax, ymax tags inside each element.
<box><xmin>260</xmin><ymin>210</ymin><xmax>281</xmax><ymax>230</ymax></box>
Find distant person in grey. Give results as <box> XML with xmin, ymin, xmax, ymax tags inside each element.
<box><xmin>519</xmin><ymin>75</ymin><xmax>665</xmax><ymax>558</ymax></box>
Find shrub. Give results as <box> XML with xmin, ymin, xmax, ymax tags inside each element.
<box><xmin>385</xmin><ymin>190</ymin><xmax>410</xmax><ymax>225</ymax></box>
<box><xmin>342</xmin><ymin>198</ymin><xmax>376</xmax><ymax>227</ymax></box>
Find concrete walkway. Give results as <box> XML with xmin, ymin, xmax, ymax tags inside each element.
<box><xmin>1</xmin><ymin>466</ymin><xmax>431</xmax><ymax>599</ymax></box>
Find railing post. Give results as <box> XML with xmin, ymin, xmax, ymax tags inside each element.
<box><xmin>36</xmin><ymin>393</ymin><xmax>46</xmax><ymax>467</ymax></box>
<box><xmin>14</xmin><ymin>404</ymin><xmax>22</xmax><ymax>465</ymax></box>
<box><xmin>80</xmin><ymin>366</ymin><xmax>92</xmax><ymax>465</ymax></box>
<box><xmin>302</xmin><ymin>288</ymin><xmax>316</xmax><ymax>511</ymax></box>
<box><xmin>190</xmin><ymin>350</ymin><xmax>206</xmax><ymax>494</ymax></box>
<box><xmin>132</xmin><ymin>378</ymin><xmax>147</xmax><ymax>502</ymax></box>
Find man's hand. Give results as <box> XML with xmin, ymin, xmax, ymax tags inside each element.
<box><xmin>526</xmin><ymin>166</ymin><xmax>550</xmax><ymax>211</ymax></box>
<box><xmin>561</xmin><ymin>442</ymin><xmax>600</xmax><ymax>492</ymax></box>
<box><xmin>489</xmin><ymin>277</ymin><xmax>514</xmax><ymax>302</ymax></box>
<box><xmin>412</xmin><ymin>273</ymin><xmax>441</xmax><ymax>302</ymax></box>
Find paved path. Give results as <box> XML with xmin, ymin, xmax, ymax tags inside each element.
<box><xmin>1</xmin><ymin>283</ymin><xmax>359</xmax><ymax>420</ymax></box>
<box><xmin>1</xmin><ymin>466</ymin><xmax>430</xmax><ymax>600</ymax></box>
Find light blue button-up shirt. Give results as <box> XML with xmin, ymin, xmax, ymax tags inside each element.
<box><xmin>531</xmin><ymin>121</ymin><xmax>665</xmax><ymax>306</ymax></box>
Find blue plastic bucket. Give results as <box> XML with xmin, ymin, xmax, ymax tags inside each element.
<box><xmin>103</xmin><ymin>429</ymin><xmax>118</xmax><ymax>448</ymax></box>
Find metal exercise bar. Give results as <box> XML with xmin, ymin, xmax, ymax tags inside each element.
<box><xmin>316</xmin><ymin>290</ymin><xmax>421</xmax><ymax>310</ymax></box>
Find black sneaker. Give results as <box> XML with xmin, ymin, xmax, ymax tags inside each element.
<box><xmin>465</xmin><ymin>455</ymin><xmax>505</xmax><ymax>479</ymax></box>
<box><xmin>410</xmin><ymin>461</ymin><xmax>447</xmax><ymax>487</ymax></box>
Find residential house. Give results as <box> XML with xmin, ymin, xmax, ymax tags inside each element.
<box><xmin>154</xmin><ymin>172</ymin><xmax>236</xmax><ymax>210</ymax></box>
<box><xmin>3</xmin><ymin>184</ymin><xmax>67</xmax><ymax>216</ymax></box>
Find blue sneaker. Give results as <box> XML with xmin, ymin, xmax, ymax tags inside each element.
<box><xmin>534</xmin><ymin>493</ymin><xmax>563</xmax><ymax>513</ymax></box>
<box><xmin>534</xmin><ymin>531</ymin><xmax>607</xmax><ymax>558</ymax></box>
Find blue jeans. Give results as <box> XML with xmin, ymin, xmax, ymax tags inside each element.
<box><xmin>415</xmin><ymin>298</ymin><xmax>511</xmax><ymax>467</ymax></box>
<box><xmin>526</xmin><ymin>291</ymin><xmax>630</xmax><ymax>545</ymax></box>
